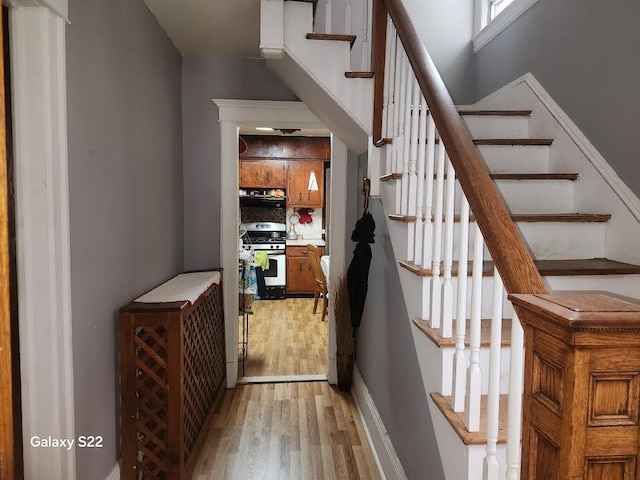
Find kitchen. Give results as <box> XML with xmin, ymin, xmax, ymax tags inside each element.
<box><xmin>238</xmin><ymin>134</ymin><xmax>331</xmax><ymax>381</ymax></box>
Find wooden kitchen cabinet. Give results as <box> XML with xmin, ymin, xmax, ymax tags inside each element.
<box><xmin>239</xmin><ymin>160</ymin><xmax>286</xmax><ymax>188</ymax></box>
<box><xmin>286</xmin><ymin>245</ymin><xmax>324</xmax><ymax>294</ymax></box>
<box><xmin>286</xmin><ymin>161</ymin><xmax>324</xmax><ymax>208</ymax></box>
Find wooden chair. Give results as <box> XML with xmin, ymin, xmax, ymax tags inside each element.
<box><xmin>307</xmin><ymin>244</ymin><xmax>328</xmax><ymax>321</ymax></box>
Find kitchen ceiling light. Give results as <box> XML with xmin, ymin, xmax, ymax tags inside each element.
<box><xmin>255</xmin><ymin>127</ymin><xmax>274</xmax><ymax>131</ymax></box>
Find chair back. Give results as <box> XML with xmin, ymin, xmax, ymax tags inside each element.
<box><xmin>307</xmin><ymin>244</ymin><xmax>327</xmax><ymax>289</ymax></box>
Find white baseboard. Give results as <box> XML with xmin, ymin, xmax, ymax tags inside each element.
<box><xmin>352</xmin><ymin>366</ymin><xmax>408</xmax><ymax>480</ymax></box>
<box><xmin>105</xmin><ymin>462</ymin><xmax>120</xmax><ymax>480</ymax></box>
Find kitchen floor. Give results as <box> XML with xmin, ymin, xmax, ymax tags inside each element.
<box><xmin>239</xmin><ymin>297</ymin><xmax>328</xmax><ymax>377</ymax></box>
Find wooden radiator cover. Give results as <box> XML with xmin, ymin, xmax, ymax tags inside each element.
<box><xmin>119</xmin><ymin>270</ymin><xmax>225</xmax><ymax>480</ymax></box>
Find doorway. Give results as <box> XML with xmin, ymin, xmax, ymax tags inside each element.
<box><xmin>215</xmin><ymin>99</ymin><xmax>349</xmax><ymax>388</ymax></box>
<box><xmin>237</xmin><ymin>132</ymin><xmax>330</xmax><ymax>382</ymax></box>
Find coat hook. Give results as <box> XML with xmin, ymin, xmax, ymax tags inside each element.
<box><xmin>362</xmin><ymin>177</ymin><xmax>371</xmax><ymax>213</ymax></box>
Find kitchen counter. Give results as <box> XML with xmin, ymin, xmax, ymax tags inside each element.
<box><xmin>286</xmin><ymin>238</ymin><xmax>325</xmax><ymax>247</ymax></box>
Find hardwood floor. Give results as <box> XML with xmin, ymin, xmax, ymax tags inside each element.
<box><xmin>191</xmin><ymin>382</ymin><xmax>382</xmax><ymax>480</ymax></box>
<box><xmin>240</xmin><ymin>298</ymin><xmax>328</xmax><ymax>377</ymax></box>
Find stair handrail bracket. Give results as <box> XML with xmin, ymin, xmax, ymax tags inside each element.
<box><xmin>377</xmin><ymin>0</ymin><xmax>547</xmax><ymax>296</ymax></box>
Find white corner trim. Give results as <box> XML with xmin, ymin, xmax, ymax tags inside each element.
<box><xmin>10</xmin><ymin>6</ymin><xmax>76</xmax><ymax>479</ymax></box>
<box><xmin>105</xmin><ymin>462</ymin><xmax>120</xmax><ymax>480</ymax></box>
<box><xmin>473</xmin><ymin>0</ymin><xmax>540</xmax><ymax>53</ymax></box>
<box><xmin>10</xmin><ymin>0</ymin><xmax>70</xmax><ymax>23</ymax></box>
<box><xmin>352</xmin><ymin>366</ymin><xmax>408</xmax><ymax>480</ymax></box>
<box><xmin>520</xmin><ymin>73</ymin><xmax>640</xmax><ymax>223</ymax></box>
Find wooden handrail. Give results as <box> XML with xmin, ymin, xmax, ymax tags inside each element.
<box><xmin>378</xmin><ymin>0</ymin><xmax>547</xmax><ymax>295</ymax></box>
<box><xmin>371</xmin><ymin>0</ymin><xmax>387</xmax><ymax>146</ymax></box>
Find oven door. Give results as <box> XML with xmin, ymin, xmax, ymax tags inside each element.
<box><xmin>252</xmin><ymin>248</ymin><xmax>286</xmax><ymax>299</ymax></box>
<box><xmin>260</xmin><ymin>251</ymin><xmax>286</xmax><ymax>287</ymax></box>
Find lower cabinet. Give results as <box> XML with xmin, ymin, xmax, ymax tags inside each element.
<box><xmin>286</xmin><ymin>245</ymin><xmax>324</xmax><ymax>294</ymax></box>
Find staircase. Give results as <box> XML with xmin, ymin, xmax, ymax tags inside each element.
<box><xmin>259</xmin><ymin>1</ymin><xmax>640</xmax><ymax>479</ymax></box>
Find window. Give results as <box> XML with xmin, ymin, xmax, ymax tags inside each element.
<box><xmin>473</xmin><ymin>0</ymin><xmax>540</xmax><ymax>53</ymax></box>
<box><xmin>489</xmin><ymin>0</ymin><xmax>514</xmax><ymax>21</ymax></box>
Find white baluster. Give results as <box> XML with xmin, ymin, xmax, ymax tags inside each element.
<box><xmin>483</xmin><ymin>268</ymin><xmax>504</xmax><ymax>479</ymax></box>
<box><xmin>360</xmin><ymin>0</ymin><xmax>371</xmax><ymax>70</ymax></box>
<box><xmin>391</xmin><ymin>35</ymin><xmax>402</xmax><ymax>175</ymax></box>
<box><xmin>506</xmin><ymin>311</ymin><xmax>525</xmax><ymax>480</ymax></box>
<box><xmin>440</xmin><ymin>157</ymin><xmax>455</xmax><ymax>339</ymax></box>
<box><xmin>414</xmin><ymin>93</ymin><xmax>427</xmax><ymax>266</ymax></box>
<box><xmin>429</xmin><ymin>141</ymin><xmax>445</xmax><ymax>328</ymax></box>
<box><xmin>465</xmin><ymin>222</ymin><xmax>483</xmax><ymax>431</ymax></box>
<box><xmin>406</xmin><ymin>77</ymin><xmax>420</xmax><ymax>262</ymax></box>
<box><xmin>452</xmin><ymin>195</ymin><xmax>470</xmax><ymax>412</ymax></box>
<box><xmin>381</xmin><ymin>20</ymin><xmax>393</xmax><ymax>144</ymax></box>
<box><xmin>400</xmin><ymin>56</ymin><xmax>412</xmax><ymax>217</ymax></box>
<box><xmin>422</xmin><ymin>114</ymin><xmax>435</xmax><ymax>269</ymax></box>
<box><xmin>325</xmin><ymin>0</ymin><xmax>332</xmax><ymax>33</ymax></box>
<box><xmin>385</xmin><ymin>29</ymin><xmax>398</xmax><ymax>174</ymax></box>
<box><xmin>394</xmin><ymin>51</ymin><xmax>408</xmax><ymax>214</ymax></box>
<box><xmin>345</xmin><ymin>0</ymin><xmax>352</xmax><ymax>35</ymax></box>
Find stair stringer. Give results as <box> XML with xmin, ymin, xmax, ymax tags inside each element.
<box><xmin>261</xmin><ymin>1</ymin><xmax>372</xmax><ymax>153</ymax></box>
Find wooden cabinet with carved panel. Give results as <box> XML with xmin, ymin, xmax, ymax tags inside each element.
<box><xmin>286</xmin><ymin>245</ymin><xmax>324</xmax><ymax>294</ymax></box>
<box><xmin>239</xmin><ymin>160</ymin><xmax>286</xmax><ymax>188</ymax></box>
<box><xmin>286</xmin><ymin>161</ymin><xmax>324</xmax><ymax>208</ymax></box>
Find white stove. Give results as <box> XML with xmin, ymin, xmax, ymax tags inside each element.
<box><xmin>241</xmin><ymin>222</ymin><xmax>287</xmax><ymax>299</ymax></box>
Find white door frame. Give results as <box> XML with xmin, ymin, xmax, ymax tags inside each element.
<box><xmin>214</xmin><ymin>99</ymin><xmax>348</xmax><ymax>387</ymax></box>
<box><xmin>6</xmin><ymin>0</ymin><xmax>75</xmax><ymax>478</ymax></box>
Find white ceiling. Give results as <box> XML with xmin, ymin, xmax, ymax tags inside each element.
<box><xmin>143</xmin><ymin>0</ymin><xmax>262</xmax><ymax>57</ymax></box>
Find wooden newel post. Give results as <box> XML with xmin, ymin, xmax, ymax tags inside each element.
<box><xmin>509</xmin><ymin>292</ymin><xmax>640</xmax><ymax>480</ymax></box>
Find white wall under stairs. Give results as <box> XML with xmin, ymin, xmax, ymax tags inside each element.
<box><xmin>260</xmin><ymin>0</ymin><xmax>372</xmax><ymax>153</ymax></box>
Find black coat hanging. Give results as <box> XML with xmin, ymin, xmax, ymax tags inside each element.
<box><xmin>347</xmin><ymin>178</ymin><xmax>375</xmax><ymax>330</ymax></box>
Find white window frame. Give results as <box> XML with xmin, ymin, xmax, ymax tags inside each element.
<box><xmin>472</xmin><ymin>0</ymin><xmax>541</xmax><ymax>53</ymax></box>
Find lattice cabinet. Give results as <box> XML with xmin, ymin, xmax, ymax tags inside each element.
<box><xmin>119</xmin><ymin>270</ymin><xmax>226</xmax><ymax>480</ymax></box>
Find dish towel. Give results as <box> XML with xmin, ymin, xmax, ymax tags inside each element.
<box><xmin>255</xmin><ymin>251</ymin><xmax>270</xmax><ymax>270</ymax></box>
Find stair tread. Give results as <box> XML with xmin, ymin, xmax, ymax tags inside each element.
<box><xmin>400</xmin><ymin>258</ymin><xmax>640</xmax><ymax>277</ymax></box>
<box><xmin>431</xmin><ymin>392</ymin><xmax>508</xmax><ymax>445</ymax></box>
<box><xmin>380</xmin><ymin>173</ymin><xmax>579</xmax><ymax>182</ymax></box>
<box><xmin>433</xmin><ymin>138</ymin><xmax>554</xmax><ymax>146</ymax></box>
<box><xmin>389</xmin><ymin>213</ymin><xmax>611</xmax><ymax>223</ymax></box>
<box><xmin>345</xmin><ymin>71</ymin><xmax>374</xmax><ymax>78</ymax></box>
<box><xmin>413</xmin><ymin>318</ymin><xmax>512</xmax><ymax>348</ymax></box>
<box><xmin>306</xmin><ymin>33</ymin><xmax>357</xmax><ymax>48</ymax></box>
<box><xmin>457</xmin><ymin>109</ymin><xmax>532</xmax><ymax>116</ymax></box>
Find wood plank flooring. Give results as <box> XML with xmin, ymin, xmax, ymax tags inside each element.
<box><xmin>240</xmin><ymin>298</ymin><xmax>328</xmax><ymax>377</ymax></box>
<box><xmin>191</xmin><ymin>382</ymin><xmax>381</xmax><ymax>480</ymax></box>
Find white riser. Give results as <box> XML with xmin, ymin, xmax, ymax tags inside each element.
<box><xmin>406</xmin><ymin>272</ymin><xmax>640</xmax><ymax>324</ymax></box>
<box><xmin>409</xmin><ymin>220</ymin><xmax>606</xmax><ymax>262</ymax></box>
<box><xmin>479</xmin><ymin>145</ymin><xmax>550</xmax><ymax>173</ymax></box>
<box><xmin>265</xmin><ymin>2</ymin><xmax>372</xmax><ymax>152</ymax></box>
<box><xmin>547</xmin><ymin>275</ymin><xmax>640</xmax><ymax>300</ymax></box>
<box><xmin>391</xmin><ymin>179</ymin><xmax>577</xmax><ymax>215</ymax></box>
<box><xmin>463</xmin><ymin>115</ymin><xmax>530</xmax><ymax>139</ymax></box>
<box><xmin>429</xmin><ymin>398</ymin><xmax>508</xmax><ymax>480</ymax></box>
<box><xmin>492</xmin><ymin>179</ymin><xmax>575</xmax><ymax>213</ymax></box>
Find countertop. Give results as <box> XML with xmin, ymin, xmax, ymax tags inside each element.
<box><xmin>286</xmin><ymin>238</ymin><xmax>325</xmax><ymax>247</ymax></box>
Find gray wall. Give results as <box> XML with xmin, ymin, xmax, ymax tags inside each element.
<box><xmin>403</xmin><ymin>0</ymin><xmax>476</xmax><ymax>104</ymax></box>
<box><xmin>66</xmin><ymin>0</ymin><xmax>183</xmax><ymax>477</ymax></box>
<box><xmin>351</xmin><ymin>155</ymin><xmax>445</xmax><ymax>480</ymax></box>
<box><xmin>475</xmin><ymin>0</ymin><xmax>640</xmax><ymax>196</ymax></box>
<box><xmin>182</xmin><ymin>55</ymin><xmax>297</xmax><ymax>270</ymax></box>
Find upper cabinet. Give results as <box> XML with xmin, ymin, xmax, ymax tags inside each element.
<box><xmin>239</xmin><ymin>160</ymin><xmax>286</xmax><ymax>188</ymax></box>
<box><xmin>239</xmin><ymin>135</ymin><xmax>330</xmax><ymax>207</ymax></box>
<box><xmin>286</xmin><ymin>161</ymin><xmax>324</xmax><ymax>208</ymax></box>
